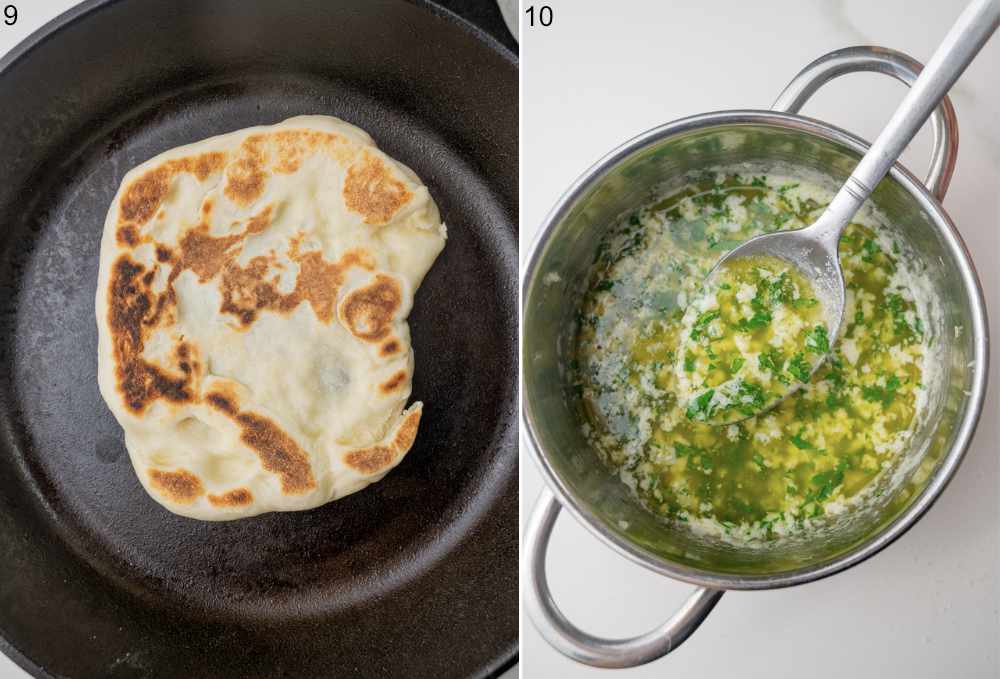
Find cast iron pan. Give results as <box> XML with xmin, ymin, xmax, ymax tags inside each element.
<box><xmin>0</xmin><ymin>1</ymin><xmax>517</xmax><ymax>676</ymax></box>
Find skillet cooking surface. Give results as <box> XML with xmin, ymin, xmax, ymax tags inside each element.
<box><xmin>0</xmin><ymin>1</ymin><xmax>517</xmax><ymax>677</ymax></box>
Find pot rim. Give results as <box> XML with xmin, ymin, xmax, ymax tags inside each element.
<box><xmin>521</xmin><ymin>109</ymin><xmax>990</xmax><ymax>591</ymax></box>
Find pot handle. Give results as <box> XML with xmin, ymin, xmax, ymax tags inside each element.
<box><xmin>523</xmin><ymin>487</ymin><xmax>724</xmax><ymax>668</ymax></box>
<box><xmin>772</xmin><ymin>46</ymin><xmax>958</xmax><ymax>202</ymax></box>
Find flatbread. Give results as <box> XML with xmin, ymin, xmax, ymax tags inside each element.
<box><xmin>95</xmin><ymin>115</ymin><xmax>445</xmax><ymax>520</ymax></box>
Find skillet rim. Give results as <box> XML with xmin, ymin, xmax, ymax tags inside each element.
<box><xmin>0</xmin><ymin>0</ymin><xmax>519</xmax><ymax>677</ymax></box>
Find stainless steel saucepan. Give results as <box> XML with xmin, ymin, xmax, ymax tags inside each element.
<box><xmin>521</xmin><ymin>46</ymin><xmax>989</xmax><ymax>669</ymax></box>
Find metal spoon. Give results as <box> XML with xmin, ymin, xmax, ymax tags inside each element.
<box><xmin>701</xmin><ymin>0</ymin><xmax>998</xmax><ymax>409</ymax></box>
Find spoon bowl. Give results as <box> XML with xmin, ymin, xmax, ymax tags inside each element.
<box><xmin>710</xmin><ymin>218</ymin><xmax>847</xmax><ymax>367</ymax></box>
<box><xmin>689</xmin><ymin>0</ymin><xmax>998</xmax><ymax>421</ymax></box>
<box><xmin>675</xmin><ymin>226</ymin><xmax>842</xmax><ymax>426</ymax></box>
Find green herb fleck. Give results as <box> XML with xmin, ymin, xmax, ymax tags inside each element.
<box><xmin>861</xmin><ymin>238</ymin><xmax>879</xmax><ymax>263</ymax></box>
<box><xmin>674</xmin><ymin>442</ymin><xmax>701</xmax><ymax>457</ymax></box>
<box><xmin>790</xmin><ymin>428</ymin><xmax>815</xmax><ymax>450</ymax></box>
<box><xmin>690</xmin><ymin>309</ymin><xmax>721</xmax><ymax>339</ymax></box>
<box><xmin>686</xmin><ymin>389</ymin><xmax>716</xmax><ymax>421</ymax></box>
<box><xmin>684</xmin><ymin>351</ymin><xmax>696</xmax><ymax>372</ymax></box>
<box><xmin>734</xmin><ymin>380</ymin><xmax>766</xmax><ymax>416</ymax></box>
<box><xmin>767</xmin><ymin>272</ymin><xmax>794</xmax><ymax>305</ymax></box>
<box><xmin>788</xmin><ymin>352</ymin><xmax>812</xmax><ymax>382</ymax></box>
<box><xmin>810</xmin><ymin>460</ymin><xmax>847</xmax><ymax>501</ymax></box>
<box><xmin>862</xmin><ymin>374</ymin><xmax>902</xmax><ymax>407</ymax></box>
<box><xmin>735</xmin><ymin>310</ymin><xmax>772</xmax><ymax>332</ymax></box>
<box><xmin>805</xmin><ymin>325</ymin><xmax>829</xmax><ymax>354</ymax></box>
<box><xmin>759</xmin><ymin>349</ymin><xmax>783</xmax><ymax>374</ymax></box>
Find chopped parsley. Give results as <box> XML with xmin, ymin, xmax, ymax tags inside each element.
<box><xmin>862</xmin><ymin>374</ymin><xmax>902</xmax><ymax>408</ymax></box>
<box><xmin>861</xmin><ymin>238</ymin><xmax>879</xmax><ymax>263</ymax></box>
<box><xmin>810</xmin><ymin>460</ymin><xmax>847</xmax><ymax>501</ymax></box>
<box><xmin>733</xmin><ymin>380</ymin><xmax>766</xmax><ymax>416</ymax></box>
<box><xmin>789</xmin><ymin>428</ymin><xmax>815</xmax><ymax>450</ymax></box>
<box><xmin>685</xmin><ymin>389</ymin><xmax>716</xmax><ymax>421</ymax></box>
<box><xmin>574</xmin><ymin>174</ymin><xmax>925</xmax><ymax>539</ymax></box>
<box><xmin>759</xmin><ymin>349</ymin><xmax>783</xmax><ymax>374</ymax></box>
<box><xmin>690</xmin><ymin>309</ymin><xmax>721</xmax><ymax>339</ymax></box>
<box><xmin>788</xmin><ymin>352</ymin><xmax>812</xmax><ymax>382</ymax></box>
<box><xmin>735</xmin><ymin>309</ymin><xmax>772</xmax><ymax>332</ymax></box>
<box><xmin>805</xmin><ymin>325</ymin><xmax>829</xmax><ymax>354</ymax></box>
<box><xmin>684</xmin><ymin>351</ymin><xmax>696</xmax><ymax>372</ymax></box>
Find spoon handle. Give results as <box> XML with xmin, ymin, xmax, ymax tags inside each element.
<box><xmin>816</xmin><ymin>0</ymin><xmax>999</xmax><ymax>242</ymax></box>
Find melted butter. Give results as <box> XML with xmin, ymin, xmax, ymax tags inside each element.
<box><xmin>675</xmin><ymin>255</ymin><xmax>828</xmax><ymax>424</ymax></box>
<box><xmin>573</xmin><ymin>173</ymin><xmax>927</xmax><ymax>540</ymax></box>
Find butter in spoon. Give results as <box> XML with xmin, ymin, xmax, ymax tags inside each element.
<box><xmin>675</xmin><ymin>254</ymin><xmax>829</xmax><ymax>425</ymax></box>
<box><xmin>675</xmin><ymin>0</ymin><xmax>998</xmax><ymax>425</ymax></box>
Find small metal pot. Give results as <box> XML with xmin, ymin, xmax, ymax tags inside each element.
<box><xmin>521</xmin><ymin>46</ymin><xmax>989</xmax><ymax>669</ymax></box>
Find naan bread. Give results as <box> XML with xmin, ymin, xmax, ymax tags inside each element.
<box><xmin>95</xmin><ymin>116</ymin><xmax>445</xmax><ymax>520</ymax></box>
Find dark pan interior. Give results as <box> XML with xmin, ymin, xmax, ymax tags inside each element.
<box><xmin>0</xmin><ymin>1</ymin><xmax>517</xmax><ymax>677</ymax></box>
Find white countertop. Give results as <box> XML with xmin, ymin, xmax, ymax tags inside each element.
<box><xmin>521</xmin><ymin>1</ymin><xmax>999</xmax><ymax>678</ymax></box>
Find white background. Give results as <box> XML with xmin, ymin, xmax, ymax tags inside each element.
<box><xmin>521</xmin><ymin>1</ymin><xmax>999</xmax><ymax>678</ymax></box>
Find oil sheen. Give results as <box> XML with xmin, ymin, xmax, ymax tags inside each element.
<box><xmin>675</xmin><ymin>254</ymin><xmax>828</xmax><ymax>425</ymax></box>
<box><xmin>572</xmin><ymin>172</ymin><xmax>928</xmax><ymax>543</ymax></box>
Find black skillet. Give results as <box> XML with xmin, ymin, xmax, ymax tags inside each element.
<box><xmin>0</xmin><ymin>1</ymin><xmax>517</xmax><ymax>676</ymax></box>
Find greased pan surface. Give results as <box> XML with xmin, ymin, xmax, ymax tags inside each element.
<box><xmin>0</xmin><ymin>1</ymin><xmax>517</xmax><ymax>676</ymax></box>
